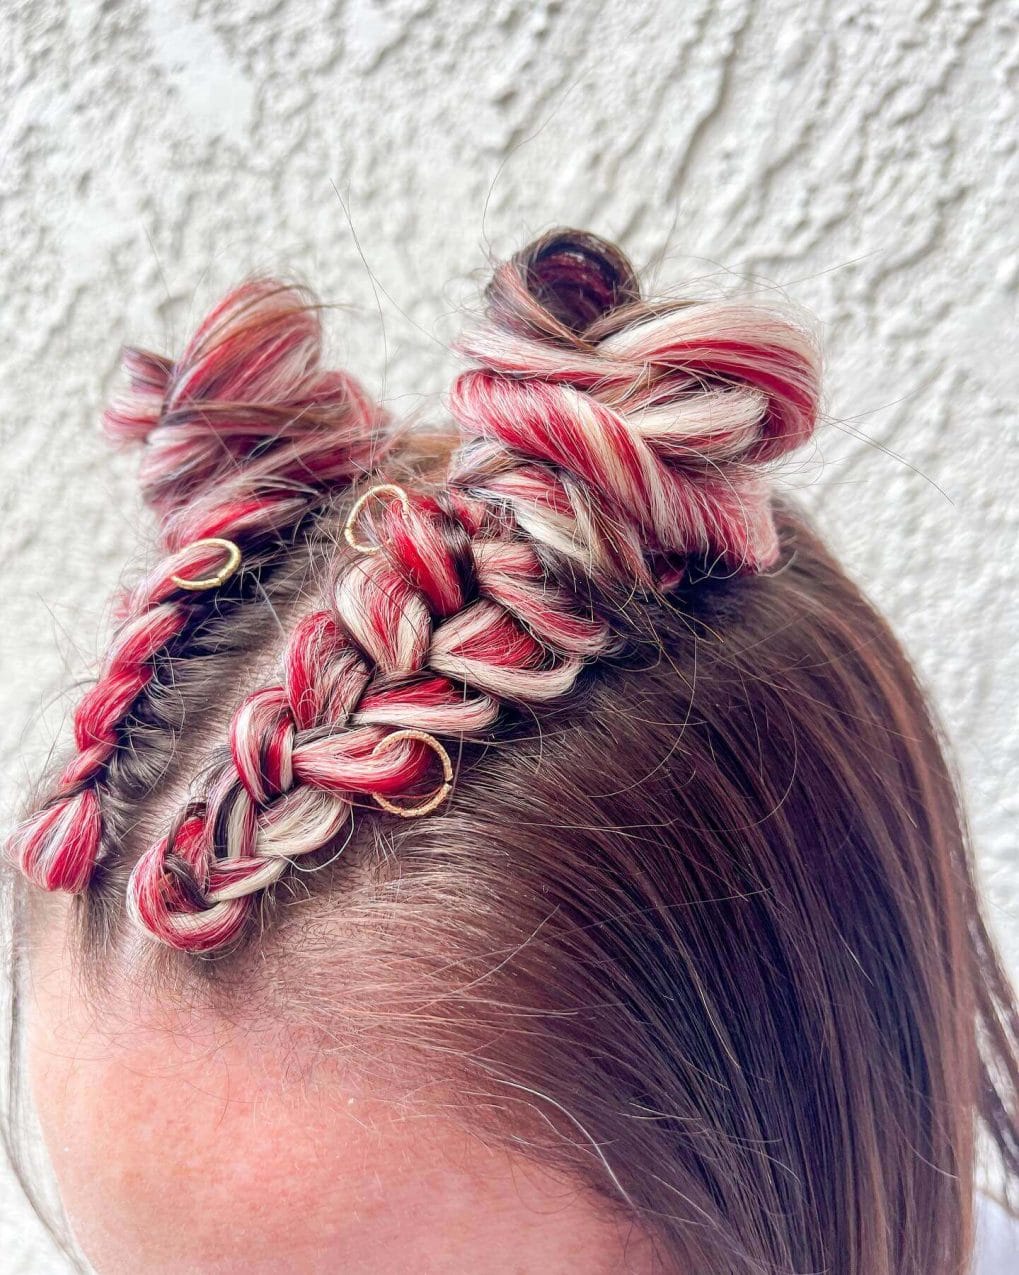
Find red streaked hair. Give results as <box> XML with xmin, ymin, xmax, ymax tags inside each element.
<box><xmin>7</xmin><ymin>229</ymin><xmax>1017</xmax><ymax>1275</ymax></box>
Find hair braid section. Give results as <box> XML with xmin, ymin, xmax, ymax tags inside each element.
<box><xmin>126</xmin><ymin>482</ymin><xmax>614</xmax><ymax>951</ymax></box>
<box><xmin>9</xmin><ymin>279</ymin><xmax>389</xmax><ymax>893</ymax></box>
<box><xmin>126</xmin><ymin>229</ymin><xmax>822</xmax><ymax>952</ymax></box>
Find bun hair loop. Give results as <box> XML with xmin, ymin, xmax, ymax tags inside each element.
<box><xmin>485</xmin><ymin>227</ymin><xmax>641</xmax><ymax>344</ymax></box>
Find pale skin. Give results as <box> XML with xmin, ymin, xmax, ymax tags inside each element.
<box><xmin>26</xmin><ymin>896</ymin><xmax>660</xmax><ymax>1275</ymax></box>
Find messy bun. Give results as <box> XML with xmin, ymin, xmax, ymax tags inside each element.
<box><xmin>452</xmin><ymin>227</ymin><xmax>820</xmax><ymax>588</ymax></box>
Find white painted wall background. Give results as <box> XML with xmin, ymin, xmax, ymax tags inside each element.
<box><xmin>1</xmin><ymin>1</ymin><xmax>1016</xmax><ymax>1269</ymax></box>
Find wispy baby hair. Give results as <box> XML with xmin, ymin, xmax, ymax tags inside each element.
<box><xmin>10</xmin><ymin>229</ymin><xmax>820</xmax><ymax>949</ymax></box>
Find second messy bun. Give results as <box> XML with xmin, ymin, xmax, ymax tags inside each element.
<box><xmin>453</xmin><ymin>226</ymin><xmax>821</xmax><ymax>585</ymax></box>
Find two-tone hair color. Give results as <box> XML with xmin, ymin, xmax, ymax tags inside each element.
<box><xmin>6</xmin><ymin>229</ymin><xmax>1018</xmax><ymax>1274</ymax></box>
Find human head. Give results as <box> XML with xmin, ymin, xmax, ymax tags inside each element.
<box><xmin>7</xmin><ymin>229</ymin><xmax>1018</xmax><ymax>1274</ymax></box>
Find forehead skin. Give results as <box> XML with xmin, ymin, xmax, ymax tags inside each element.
<box><xmin>25</xmin><ymin>897</ymin><xmax>659</xmax><ymax>1275</ymax></box>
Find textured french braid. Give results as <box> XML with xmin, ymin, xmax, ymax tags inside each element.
<box><xmin>9</xmin><ymin>279</ymin><xmax>389</xmax><ymax>892</ymax></box>
<box><xmin>125</xmin><ymin>230</ymin><xmax>822</xmax><ymax>951</ymax></box>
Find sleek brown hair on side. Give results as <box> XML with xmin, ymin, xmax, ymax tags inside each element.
<box><xmin>7</xmin><ymin>229</ymin><xmax>1018</xmax><ymax>1274</ymax></box>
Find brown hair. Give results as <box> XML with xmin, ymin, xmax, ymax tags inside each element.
<box><xmin>7</xmin><ymin>230</ymin><xmax>1019</xmax><ymax>1274</ymax></box>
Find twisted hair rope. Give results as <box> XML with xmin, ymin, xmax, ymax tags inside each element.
<box><xmin>8</xmin><ymin>279</ymin><xmax>388</xmax><ymax>892</ymax></box>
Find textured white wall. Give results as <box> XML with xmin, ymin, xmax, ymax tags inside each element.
<box><xmin>1</xmin><ymin>1</ymin><xmax>1016</xmax><ymax>1269</ymax></box>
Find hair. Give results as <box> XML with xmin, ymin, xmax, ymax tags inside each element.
<box><xmin>5</xmin><ymin>228</ymin><xmax>1018</xmax><ymax>1274</ymax></box>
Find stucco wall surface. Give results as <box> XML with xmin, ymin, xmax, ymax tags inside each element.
<box><xmin>1</xmin><ymin>1</ymin><xmax>1016</xmax><ymax>1269</ymax></box>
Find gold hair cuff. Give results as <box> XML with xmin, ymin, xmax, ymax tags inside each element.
<box><xmin>371</xmin><ymin>729</ymin><xmax>453</xmax><ymax>818</ymax></box>
<box><xmin>343</xmin><ymin>484</ymin><xmax>410</xmax><ymax>554</ymax></box>
<box><xmin>170</xmin><ymin>538</ymin><xmax>243</xmax><ymax>591</ymax></box>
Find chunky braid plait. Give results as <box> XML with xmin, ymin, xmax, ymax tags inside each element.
<box><xmin>8</xmin><ymin>279</ymin><xmax>388</xmax><ymax>892</ymax></box>
<box><xmin>125</xmin><ymin>231</ymin><xmax>822</xmax><ymax>952</ymax></box>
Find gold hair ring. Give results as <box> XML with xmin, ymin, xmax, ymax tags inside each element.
<box><xmin>371</xmin><ymin>729</ymin><xmax>454</xmax><ymax>818</ymax></box>
<box><xmin>343</xmin><ymin>484</ymin><xmax>410</xmax><ymax>554</ymax></box>
<box><xmin>170</xmin><ymin>538</ymin><xmax>243</xmax><ymax>591</ymax></box>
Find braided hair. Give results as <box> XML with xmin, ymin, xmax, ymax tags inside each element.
<box><xmin>9</xmin><ymin>231</ymin><xmax>1019</xmax><ymax>1275</ymax></box>
<box><xmin>103</xmin><ymin>230</ymin><xmax>817</xmax><ymax>951</ymax></box>
<box><xmin>9</xmin><ymin>279</ymin><xmax>388</xmax><ymax>893</ymax></box>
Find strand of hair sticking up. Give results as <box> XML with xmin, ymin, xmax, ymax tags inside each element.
<box><xmin>7</xmin><ymin>230</ymin><xmax>821</xmax><ymax>952</ymax></box>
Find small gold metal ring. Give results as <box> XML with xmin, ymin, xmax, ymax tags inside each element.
<box><xmin>170</xmin><ymin>538</ymin><xmax>243</xmax><ymax>591</ymax></box>
<box><xmin>371</xmin><ymin>729</ymin><xmax>453</xmax><ymax>818</ymax></box>
<box><xmin>343</xmin><ymin>484</ymin><xmax>410</xmax><ymax>554</ymax></box>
